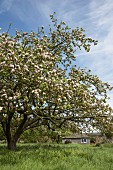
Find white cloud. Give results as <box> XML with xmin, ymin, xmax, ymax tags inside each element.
<box><xmin>76</xmin><ymin>0</ymin><xmax>113</xmax><ymax>107</ymax></box>
<box><xmin>86</xmin><ymin>0</ymin><xmax>113</xmax><ymax>78</ymax></box>
<box><xmin>0</xmin><ymin>0</ymin><xmax>14</xmax><ymax>14</ymax></box>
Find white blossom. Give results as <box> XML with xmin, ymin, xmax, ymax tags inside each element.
<box><xmin>0</xmin><ymin>107</ymin><xmax>3</xmax><ymax>111</ymax></box>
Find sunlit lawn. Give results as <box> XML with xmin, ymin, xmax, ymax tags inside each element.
<box><xmin>0</xmin><ymin>143</ymin><xmax>113</xmax><ymax>170</ymax></box>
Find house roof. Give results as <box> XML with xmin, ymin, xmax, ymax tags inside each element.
<box><xmin>62</xmin><ymin>133</ymin><xmax>90</xmax><ymax>139</ymax></box>
<box><xmin>62</xmin><ymin>132</ymin><xmax>102</xmax><ymax>139</ymax></box>
<box><xmin>87</xmin><ymin>132</ymin><xmax>102</xmax><ymax>137</ymax></box>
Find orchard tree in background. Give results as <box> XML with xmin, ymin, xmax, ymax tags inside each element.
<box><xmin>0</xmin><ymin>13</ymin><xmax>113</xmax><ymax>150</ymax></box>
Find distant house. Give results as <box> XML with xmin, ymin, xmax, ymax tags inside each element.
<box><xmin>62</xmin><ymin>134</ymin><xmax>90</xmax><ymax>144</ymax></box>
<box><xmin>62</xmin><ymin>132</ymin><xmax>105</xmax><ymax>145</ymax></box>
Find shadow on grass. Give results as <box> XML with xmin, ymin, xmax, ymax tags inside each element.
<box><xmin>0</xmin><ymin>143</ymin><xmax>90</xmax><ymax>152</ymax></box>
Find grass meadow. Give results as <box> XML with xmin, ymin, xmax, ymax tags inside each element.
<box><xmin>0</xmin><ymin>143</ymin><xmax>113</xmax><ymax>170</ymax></box>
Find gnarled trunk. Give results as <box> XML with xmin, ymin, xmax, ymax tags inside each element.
<box><xmin>7</xmin><ymin>139</ymin><xmax>17</xmax><ymax>151</ymax></box>
<box><xmin>5</xmin><ymin>114</ymin><xmax>28</xmax><ymax>151</ymax></box>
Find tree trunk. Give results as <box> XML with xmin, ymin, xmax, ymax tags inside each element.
<box><xmin>7</xmin><ymin>139</ymin><xmax>17</xmax><ymax>151</ymax></box>
<box><xmin>6</xmin><ymin>114</ymin><xmax>28</xmax><ymax>151</ymax></box>
<box><xmin>56</xmin><ymin>134</ymin><xmax>60</xmax><ymax>144</ymax></box>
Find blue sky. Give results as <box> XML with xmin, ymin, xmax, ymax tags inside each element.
<box><xmin>0</xmin><ymin>0</ymin><xmax>113</xmax><ymax>107</ymax></box>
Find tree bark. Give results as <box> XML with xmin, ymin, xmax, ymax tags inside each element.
<box><xmin>7</xmin><ymin>139</ymin><xmax>17</xmax><ymax>151</ymax></box>
<box><xmin>5</xmin><ymin>114</ymin><xmax>28</xmax><ymax>151</ymax></box>
<box><xmin>56</xmin><ymin>134</ymin><xmax>60</xmax><ymax>144</ymax></box>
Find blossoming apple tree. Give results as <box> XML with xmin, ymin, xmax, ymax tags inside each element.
<box><xmin>0</xmin><ymin>14</ymin><xmax>112</xmax><ymax>150</ymax></box>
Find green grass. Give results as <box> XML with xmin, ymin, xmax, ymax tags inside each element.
<box><xmin>0</xmin><ymin>143</ymin><xmax>113</xmax><ymax>170</ymax></box>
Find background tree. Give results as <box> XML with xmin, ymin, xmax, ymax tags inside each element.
<box><xmin>0</xmin><ymin>13</ymin><xmax>112</xmax><ymax>150</ymax></box>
